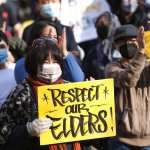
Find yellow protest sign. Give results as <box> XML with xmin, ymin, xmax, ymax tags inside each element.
<box><xmin>37</xmin><ymin>79</ymin><xmax>116</xmax><ymax>145</ymax></box>
<box><xmin>144</xmin><ymin>31</ymin><xmax>150</xmax><ymax>58</ymax></box>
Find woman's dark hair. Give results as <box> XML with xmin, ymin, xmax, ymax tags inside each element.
<box><xmin>29</xmin><ymin>20</ymin><xmax>62</xmax><ymax>45</ymax></box>
<box><xmin>25</xmin><ymin>37</ymin><xmax>63</xmax><ymax>79</ymax></box>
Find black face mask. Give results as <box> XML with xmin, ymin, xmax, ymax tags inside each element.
<box><xmin>119</xmin><ymin>43</ymin><xmax>138</xmax><ymax>59</ymax></box>
<box><xmin>96</xmin><ymin>25</ymin><xmax>109</xmax><ymax>40</ymax></box>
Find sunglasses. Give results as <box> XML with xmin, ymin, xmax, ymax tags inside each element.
<box><xmin>31</xmin><ymin>37</ymin><xmax>58</xmax><ymax>49</ymax></box>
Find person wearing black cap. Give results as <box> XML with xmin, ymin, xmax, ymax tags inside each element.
<box><xmin>105</xmin><ymin>24</ymin><xmax>150</xmax><ymax>149</ymax></box>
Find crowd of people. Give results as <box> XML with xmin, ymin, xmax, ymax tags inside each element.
<box><xmin>0</xmin><ymin>0</ymin><xmax>150</xmax><ymax>150</ymax></box>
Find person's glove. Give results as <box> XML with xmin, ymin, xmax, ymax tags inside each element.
<box><xmin>26</xmin><ymin>118</ymin><xmax>52</xmax><ymax>137</ymax></box>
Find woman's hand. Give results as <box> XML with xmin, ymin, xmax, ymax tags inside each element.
<box><xmin>86</xmin><ymin>76</ymin><xmax>95</xmax><ymax>81</ymax></box>
<box><xmin>58</xmin><ymin>27</ymin><xmax>69</xmax><ymax>57</ymax></box>
<box><xmin>137</xmin><ymin>26</ymin><xmax>145</xmax><ymax>53</ymax></box>
<box><xmin>26</xmin><ymin>118</ymin><xmax>52</xmax><ymax>137</ymax></box>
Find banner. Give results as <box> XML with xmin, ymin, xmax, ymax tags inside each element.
<box><xmin>38</xmin><ymin>79</ymin><xmax>116</xmax><ymax>145</ymax></box>
<box><xmin>60</xmin><ymin>0</ymin><xmax>110</xmax><ymax>43</ymax></box>
<box><xmin>144</xmin><ymin>31</ymin><xmax>150</xmax><ymax>58</ymax></box>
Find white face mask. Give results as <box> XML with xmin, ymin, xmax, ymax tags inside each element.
<box><xmin>121</xmin><ymin>0</ymin><xmax>138</xmax><ymax>13</ymax></box>
<box><xmin>40</xmin><ymin>3</ymin><xmax>61</xmax><ymax>19</ymax></box>
<box><xmin>145</xmin><ymin>0</ymin><xmax>150</xmax><ymax>5</ymax></box>
<box><xmin>37</xmin><ymin>63</ymin><xmax>62</xmax><ymax>83</ymax></box>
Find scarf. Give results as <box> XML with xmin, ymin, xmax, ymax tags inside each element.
<box><xmin>27</xmin><ymin>76</ymin><xmax>81</xmax><ymax>150</ymax></box>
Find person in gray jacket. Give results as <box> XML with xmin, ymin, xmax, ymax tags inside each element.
<box><xmin>105</xmin><ymin>24</ymin><xmax>150</xmax><ymax>150</ymax></box>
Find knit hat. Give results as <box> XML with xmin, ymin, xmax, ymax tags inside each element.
<box><xmin>114</xmin><ymin>24</ymin><xmax>138</xmax><ymax>42</ymax></box>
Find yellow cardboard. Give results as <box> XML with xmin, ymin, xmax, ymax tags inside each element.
<box><xmin>144</xmin><ymin>31</ymin><xmax>150</xmax><ymax>58</ymax></box>
<box><xmin>37</xmin><ymin>79</ymin><xmax>116</xmax><ymax>145</ymax></box>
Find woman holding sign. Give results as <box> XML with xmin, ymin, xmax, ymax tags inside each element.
<box><xmin>0</xmin><ymin>37</ymin><xmax>81</xmax><ymax>150</ymax></box>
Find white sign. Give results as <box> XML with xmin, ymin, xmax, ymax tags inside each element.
<box><xmin>60</xmin><ymin>0</ymin><xmax>110</xmax><ymax>43</ymax></box>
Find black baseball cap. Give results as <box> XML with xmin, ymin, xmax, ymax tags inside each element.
<box><xmin>114</xmin><ymin>24</ymin><xmax>138</xmax><ymax>42</ymax></box>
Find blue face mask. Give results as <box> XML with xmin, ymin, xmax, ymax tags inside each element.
<box><xmin>0</xmin><ymin>48</ymin><xmax>8</xmax><ymax>63</ymax></box>
<box><xmin>40</xmin><ymin>3</ymin><xmax>60</xmax><ymax>18</ymax></box>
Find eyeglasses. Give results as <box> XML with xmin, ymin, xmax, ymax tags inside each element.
<box><xmin>31</xmin><ymin>37</ymin><xmax>58</xmax><ymax>49</ymax></box>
